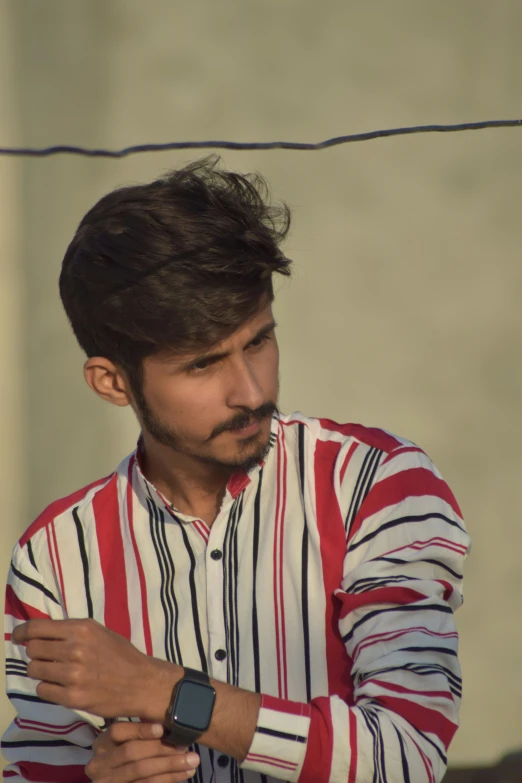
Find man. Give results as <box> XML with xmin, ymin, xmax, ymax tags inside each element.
<box><xmin>2</xmin><ymin>157</ymin><xmax>469</xmax><ymax>783</ymax></box>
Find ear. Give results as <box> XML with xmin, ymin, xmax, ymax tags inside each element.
<box><xmin>83</xmin><ymin>357</ymin><xmax>132</xmax><ymax>407</ymax></box>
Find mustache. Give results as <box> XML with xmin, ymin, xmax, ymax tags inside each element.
<box><xmin>209</xmin><ymin>402</ymin><xmax>279</xmax><ymax>440</ymax></box>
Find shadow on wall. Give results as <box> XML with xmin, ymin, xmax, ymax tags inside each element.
<box><xmin>444</xmin><ymin>750</ymin><xmax>522</xmax><ymax>782</ymax></box>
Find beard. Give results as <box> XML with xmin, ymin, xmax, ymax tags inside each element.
<box><xmin>134</xmin><ymin>390</ymin><xmax>279</xmax><ymax>473</ymax></box>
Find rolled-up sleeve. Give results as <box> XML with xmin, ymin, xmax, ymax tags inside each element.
<box><xmin>242</xmin><ymin>445</ymin><xmax>469</xmax><ymax>783</ymax></box>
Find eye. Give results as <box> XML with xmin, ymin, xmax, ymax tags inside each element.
<box><xmin>249</xmin><ymin>333</ymin><xmax>271</xmax><ymax>349</ymax></box>
<box><xmin>187</xmin><ymin>358</ymin><xmax>213</xmax><ymax>373</ymax></box>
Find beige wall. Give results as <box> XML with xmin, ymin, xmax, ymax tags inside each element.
<box><xmin>2</xmin><ymin>0</ymin><xmax>521</xmax><ymax>768</ymax></box>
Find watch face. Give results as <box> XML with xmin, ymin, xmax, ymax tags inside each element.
<box><xmin>173</xmin><ymin>680</ymin><xmax>216</xmax><ymax>732</ymax></box>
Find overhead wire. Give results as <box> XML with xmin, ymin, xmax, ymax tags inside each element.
<box><xmin>0</xmin><ymin>119</ymin><xmax>520</xmax><ymax>158</ymax></box>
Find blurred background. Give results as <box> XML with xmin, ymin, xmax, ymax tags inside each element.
<box><xmin>1</xmin><ymin>0</ymin><xmax>521</xmax><ymax>773</ymax></box>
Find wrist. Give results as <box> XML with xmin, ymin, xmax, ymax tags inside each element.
<box><xmin>141</xmin><ymin>657</ymin><xmax>182</xmax><ymax>722</ymax></box>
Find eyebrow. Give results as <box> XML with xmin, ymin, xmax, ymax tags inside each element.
<box><xmin>180</xmin><ymin>320</ymin><xmax>277</xmax><ymax>371</ymax></box>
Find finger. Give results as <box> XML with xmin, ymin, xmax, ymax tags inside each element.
<box><xmin>25</xmin><ymin>639</ymin><xmax>68</xmax><ymax>662</ymax></box>
<box><xmin>113</xmin><ymin>740</ymin><xmax>190</xmax><ymax>767</ymax></box>
<box><xmin>27</xmin><ymin>660</ymin><xmax>72</xmax><ymax>685</ymax></box>
<box><xmin>12</xmin><ymin>619</ymin><xmax>70</xmax><ymax>644</ymax></box>
<box><xmin>109</xmin><ymin>721</ymin><xmax>166</xmax><ymax>745</ymax></box>
<box><xmin>87</xmin><ymin>748</ymin><xmax>199</xmax><ymax>782</ymax></box>
<box><xmin>119</xmin><ymin>753</ymin><xmax>200</xmax><ymax>782</ymax></box>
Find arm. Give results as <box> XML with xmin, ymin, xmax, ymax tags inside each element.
<box><xmin>13</xmin><ymin>447</ymin><xmax>469</xmax><ymax>783</ymax></box>
<box><xmin>2</xmin><ymin>544</ymin><xmax>101</xmax><ymax>782</ymax></box>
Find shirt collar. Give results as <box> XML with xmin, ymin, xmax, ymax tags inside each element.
<box><xmin>133</xmin><ymin>413</ymin><xmax>279</xmax><ymax>521</ymax></box>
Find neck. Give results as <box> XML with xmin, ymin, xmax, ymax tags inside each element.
<box><xmin>139</xmin><ymin>432</ymin><xmax>232</xmax><ymax>526</ymax></box>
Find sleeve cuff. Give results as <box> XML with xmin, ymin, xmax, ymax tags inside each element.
<box><xmin>240</xmin><ymin>694</ymin><xmax>312</xmax><ymax>782</ymax></box>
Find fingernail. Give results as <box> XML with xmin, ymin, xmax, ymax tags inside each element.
<box><xmin>150</xmin><ymin>724</ymin><xmax>164</xmax><ymax>737</ymax></box>
<box><xmin>186</xmin><ymin>753</ymin><xmax>200</xmax><ymax>767</ymax></box>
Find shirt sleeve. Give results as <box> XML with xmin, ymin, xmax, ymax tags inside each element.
<box><xmin>241</xmin><ymin>444</ymin><xmax>470</xmax><ymax>783</ymax></box>
<box><xmin>2</xmin><ymin>543</ymin><xmax>102</xmax><ymax>782</ymax></box>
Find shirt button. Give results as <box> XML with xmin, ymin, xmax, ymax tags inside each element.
<box><xmin>217</xmin><ymin>755</ymin><xmax>229</xmax><ymax>767</ymax></box>
<box><xmin>210</xmin><ymin>549</ymin><xmax>222</xmax><ymax>560</ymax></box>
<box><xmin>214</xmin><ymin>648</ymin><xmax>227</xmax><ymax>661</ymax></box>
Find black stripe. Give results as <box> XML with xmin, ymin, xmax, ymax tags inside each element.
<box><xmin>360</xmin><ymin>663</ymin><xmax>462</xmax><ymax>698</ymax></box>
<box><xmin>232</xmin><ymin>494</ymin><xmax>243</xmax><ymax>685</ymax></box>
<box><xmin>298</xmin><ymin>423</ymin><xmax>312</xmax><ymax>702</ymax></box>
<box><xmin>148</xmin><ymin>498</ymin><xmax>182</xmax><ymax>665</ymax></box>
<box><xmin>374</xmin><ymin>704</ymin><xmax>448</xmax><ymax>765</ymax></box>
<box><xmin>256</xmin><ymin>726</ymin><xmax>307</xmax><ymax>743</ymax></box>
<box><xmin>342</xmin><ymin>602</ymin><xmax>453</xmax><ymax>643</ymax></box>
<box><xmin>397</xmin><ymin>645</ymin><xmax>458</xmax><ymax>657</ymax></box>
<box><xmin>10</xmin><ymin>564</ymin><xmax>59</xmax><ymax>605</ymax></box>
<box><xmin>7</xmin><ymin>692</ymin><xmax>53</xmax><ymax>704</ymax></box>
<box><xmin>346</xmin><ymin>447</ymin><xmax>378</xmax><ymax>531</ymax></box>
<box><xmin>360</xmin><ymin>709</ymin><xmax>379</xmax><ymax>783</ymax></box>
<box><xmin>223</xmin><ymin>497</ymin><xmax>240</xmax><ymax>686</ymax></box>
<box><xmin>370</xmin><ymin>554</ymin><xmax>463</xmax><ymax>580</ymax></box>
<box><xmin>72</xmin><ymin>507</ymin><xmax>93</xmax><ymax>618</ymax></box>
<box><xmin>251</xmin><ymin>471</ymin><xmax>263</xmax><ymax>693</ymax></box>
<box><xmin>1</xmin><ymin>739</ymin><xmax>92</xmax><ymax>749</ymax></box>
<box><xmin>348</xmin><ymin>575</ymin><xmax>424</xmax><ymax>594</ymax></box>
<box><xmin>365</xmin><ymin>707</ymin><xmax>388</xmax><ymax>783</ymax></box>
<box><xmin>5</xmin><ymin>670</ymin><xmax>28</xmax><ymax>679</ymax></box>
<box><xmin>178</xmin><ymin>520</ymin><xmax>207</xmax><ymax>673</ymax></box>
<box><xmin>349</xmin><ymin>511</ymin><xmax>466</xmax><ymax>551</ymax></box>
<box><xmin>26</xmin><ymin>540</ymin><xmax>37</xmax><ymax>571</ymax></box>
<box><xmin>394</xmin><ymin>725</ymin><xmax>411</xmax><ymax>783</ymax></box>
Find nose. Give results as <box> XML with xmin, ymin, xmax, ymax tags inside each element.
<box><xmin>226</xmin><ymin>356</ymin><xmax>265</xmax><ymax>412</ymax></box>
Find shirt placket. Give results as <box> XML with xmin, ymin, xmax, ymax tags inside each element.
<box><xmin>204</xmin><ymin>495</ymin><xmax>236</xmax><ymax>779</ymax></box>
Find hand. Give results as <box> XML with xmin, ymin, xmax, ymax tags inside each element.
<box><xmin>85</xmin><ymin>721</ymin><xmax>200</xmax><ymax>783</ymax></box>
<box><xmin>12</xmin><ymin>618</ymin><xmax>179</xmax><ymax>719</ymax></box>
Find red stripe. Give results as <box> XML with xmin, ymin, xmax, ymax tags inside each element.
<box><xmin>340</xmin><ymin>442</ymin><xmax>359</xmax><ymax>484</ymax></box>
<box><xmin>381</xmin><ymin>536</ymin><xmax>467</xmax><ymax>558</ymax></box>
<box><xmin>314</xmin><ymin>439</ymin><xmax>354</xmax><ymax>703</ymax></box>
<box><xmin>93</xmin><ymin>474</ymin><xmax>131</xmax><ymax>639</ymax></box>
<box><xmin>5</xmin><ymin>632</ymin><xmax>11</xmax><ymax>641</ymax></box>
<box><xmin>272</xmin><ymin>434</ymin><xmax>283</xmax><ymax>698</ymax></box>
<box><xmin>5</xmin><ymin>585</ymin><xmax>50</xmax><ymax>621</ymax></box>
<box><xmin>348</xmin><ymin>467</ymin><xmax>463</xmax><ymax>543</ymax></box>
<box><xmin>126</xmin><ymin>458</ymin><xmax>152</xmax><ymax>655</ymax></box>
<box><xmin>226</xmin><ymin>471</ymin><xmax>251</xmax><ymax>498</ymax></box>
<box><xmin>364</xmin><ymin>678</ymin><xmax>454</xmax><ymax>700</ymax></box>
<box><xmin>353</xmin><ymin>625</ymin><xmax>457</xmax><ymax>660</ymax></box>
<box><xmin>19</xmin><ymin>476</ymin><xmax>112</xmax><ymax>547</ymax></box>
<box><xmin>246</xmin><ymin>753</ymin><xmax>297</xmax><ymax>769</ymax></box>
<box><xmin>338</xmin><ymin>586</ymin><xmax>428</xmax><ymax>619</ymax></box>
<box><xmin>319</xmin><ymin>419</ymin><xmax>402</xmax><ymax>452</ymax></box>
<box><xmin>299</xmin><ymin>697</ymin><xmax>333</xmax><ymax>783</ymax></box>
<box><xmin>377</xmin><ymin>694</ymin><xmax>458</xmax><ymax>747</ymax></box>
<box><xmin>278</xmin><ymin>425</ymin><xmax>289</xmax><ymax>700</ymax></box>
<box><xmin>404</xmin><ymin>730</ymin><xmax>436</xmax><ymax>783</ymax></box>
<box><xmin>261</xmin><ymin>693</ymin><xmax>311</xmax><ymax>717</ymax></box>
<box><xmin>3</xmin><ymin>772</ymin><xmax>17</xmax><ymax>778</ymax></box>
<box><xmin>44</xmin><ymin>526</ymin><xmax>59</xmax><ymax>603</ymax></box>
<box><xmin>16</xmin><ymin>762</ymin><xmax>89</xmax><ymax>783</ymax></box>
<box><xmin>348</xmin><ymin>708</ymin><xmax>358</xmax><ymax>783</ymax></box>
<box><xmin>15</xmin><ymin>717</ymin><xmax>88</xmax><ymax>734</ymax></box>
<box><xmin>192</xmin><ymin>519</ymin><xmax>210</xmax><ymax>543</ymax></box>
<box><xmin>50</xmin><ymin>522</ymin><xmax>67</xmax><ymax>615</ymax></box>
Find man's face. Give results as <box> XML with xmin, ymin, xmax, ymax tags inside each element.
<box><xmin>133</xmin><ymin>302</ymin><xmax>280</xmax><ymax>473</ymax></box>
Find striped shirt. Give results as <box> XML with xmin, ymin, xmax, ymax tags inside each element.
<box><xmin>2</xmin><ymin>412</ymin><xmax>469</xmax><ymax>783</ymax></box>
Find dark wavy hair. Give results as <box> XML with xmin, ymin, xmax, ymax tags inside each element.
<box><xmin>59</xmin><ymin>156</ymin><xmax>291</xmax><ymax>395</ymax></box>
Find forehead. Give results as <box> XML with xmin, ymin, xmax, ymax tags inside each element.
<box><xmin>149</xmin><ymin>301</ymin><xmax>275</xmax><ymax>367</ymax></box>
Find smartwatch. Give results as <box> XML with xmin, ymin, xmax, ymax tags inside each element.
<box><xmin>163</xmin><ymin>667</ymin><xmax>216</xmax><ymax>747</ymax></box>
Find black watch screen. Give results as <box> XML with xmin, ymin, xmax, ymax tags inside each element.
<box><xmin>172</xmin><ymin>679</ymin><xmax>216</xmax><ymax>732</ymax></box>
